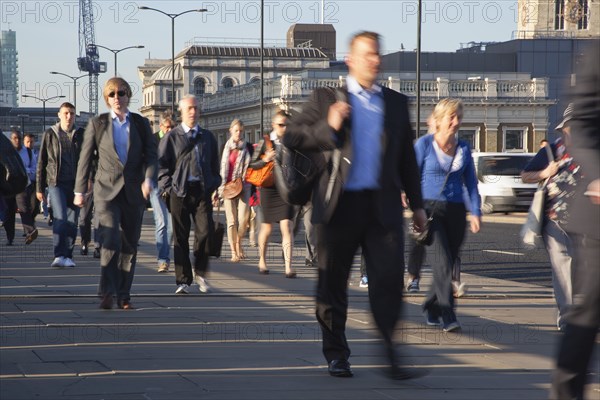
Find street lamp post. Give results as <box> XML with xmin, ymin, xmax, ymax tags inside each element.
<box><xmin>49</xmin><ymin>71</ymin><xmax>87</xmax><ymax>112</ymax></box>
<box><xmin>17</xmin><ymin>114</ymin><xmax>29</xmax><ymax>134</ymax></box>
<box><xmin>138</xmin><ymin>6</ymin><xmax>207</xmax><ymax>116</ymax></box>
<box><xmin>416</xmin><ymin>0</ymin><xmax>422</xmax><ymax>137</ymax></box>
<box><xmin>92</xmin><ymin>44</ymin><xmax>145</xmax><ymax>76</ymax></box>
<box><xmin>21</xmin><ymin>94</ymin><xmax>66</xmax><ymax>132</ymax></box>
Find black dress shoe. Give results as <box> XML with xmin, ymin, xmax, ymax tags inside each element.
<box><xmin>81</xmin><ymin>244</ymin><xmax>88</xmax><ymax>256</ymax></box>
<box><xmin>93</xmin><ymin>248</ymin><xmax>100</xmax><ymax>258</ymax></box>
<box><xmin>6</xmin><ymin>240</ymin><xmax>13</xmax><ymax>246</ymax></box>
<box><xmin>99</xmin><ymin>294</ymin><xmax>113</xmax><ymax>310</ymax></box>
<box><xmin>328</xmin><ymin>360</ymin><xmax>353</xmax><ymax>377</ymax></box>
<box><xmin>389</xmin><ymin>365</ymin><xmax>428</xmax><ymax>380</ymax></box>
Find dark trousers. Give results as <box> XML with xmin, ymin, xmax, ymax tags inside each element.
<box><xmin>551</xmin><ymin>234</ymin><xmax>599</xmax><ymax>400</ymax></box>
<box><xmin>315</xmin><ymin>191</ymin><xmax>405</xmax><ymax>364</ymax></box>
<box><xmin>407</xmin><ymin>241</ymin><xmax>426</xmax><ymax>279</ymax></box>
<box><xmin>422</xmin><ymin>202</ymin><xmax>466</xmax><ymax>324</ymax></box>
<box><xmin>79</xmin><ymin>194</ymin><xmax>98</xmax><ymax>246</ymax></box>
<box><xmin>95</xmin><ymin>191</ymin><xmax>144</xmax><ymax>302</ymax></box>
<box><xmin>3</xmin><ymin>186</ymin><xmax>36</xmax><ymax>241</ymax></box>
<box><xmin>170</xmin><ymin>184</ymin><xmax>213</xmax><ymax>285</ymax></box>
<box><xmin>18</xmin><ymin>184</ymin><xmax>38</xmax><ymax>232</ymax></box>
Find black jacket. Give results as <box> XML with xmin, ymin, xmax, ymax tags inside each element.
<box><xmin>565</xmin><ymin>39</ymin><xmax>600</xmax><ymax>239</ymax></box>
<box><xmin>158</xmin><ymin>125</ymin><xmax>221</xmax><ymax>198</ymax></box>
<box><xmin>36</xmin><ymin>123</ymin><xmax>84</xmax><ymax>193</ymax></box>
<box><xmin>284</xmin><ymin>85</ymin><xmax>423</xmax><ymax>227</ymax></box>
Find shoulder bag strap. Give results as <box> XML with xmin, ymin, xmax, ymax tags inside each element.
<box><xmin>541</xmin><ymin>143</ymin><xmax>554</xmax><ymax>189</ymax></box>
<box><xmin>175</xmin><ymin>132</ymin><xmax>201</xmax><ymax>172</ymax></box>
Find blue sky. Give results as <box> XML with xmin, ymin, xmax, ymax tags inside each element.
<box><xmin>3</xmin><ymin>1</ymin><xmax>518</xmax><ymax>113</ymax></box>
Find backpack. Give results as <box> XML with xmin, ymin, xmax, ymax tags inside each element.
<box><xmin>273</xmin><ymin>142</ymin><xmax>325</xmax><ymax>206</ymax></box>
<box><xmin>0</xmin><ymin>132</ymin><xmax>28</xmax><ymax>196</ymax></box>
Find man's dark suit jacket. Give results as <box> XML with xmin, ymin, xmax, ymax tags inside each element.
<box><xmin>75</xmin><ymin>112</ymin><xmax>158</xmax><ymax>205</ymax></box>
<box><xmin>284</xmin><ymin>85</ymin><xmax>423</xmax><ymax>227</ymax></box>
<box><xmin>157</xmin><ymin>125</ymin><xmax>221</xmax><ymax>199</ymax></box>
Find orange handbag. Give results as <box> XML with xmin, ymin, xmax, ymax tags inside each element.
<box><xmin>245</xmin><ymin>135</ymin><xmax>274</xmax><ymax>188</ymax></box>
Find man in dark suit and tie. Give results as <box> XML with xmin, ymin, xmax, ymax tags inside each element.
<box><xmin>74</xmin><ymin>77</ymin><xmax>157</xmax><ymax>310</ymax></box>
<box><xmin>157</xmin><ymin>94</ymin><xmax>221</xmax><ymax>295</ymax></box>
<box><xmin>284</xmin><ymin>31</ymin><xmax>427</xmax><ymax>380</ymax></box>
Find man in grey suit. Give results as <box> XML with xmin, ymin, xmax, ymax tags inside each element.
<box><xmin>74</xmin><ymin>77</ymin><xmax>157</xmax><ymax>310</ymax></box>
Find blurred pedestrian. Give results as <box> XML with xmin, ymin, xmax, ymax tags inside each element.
<box><xmin>522</xmin><ymin>103</ymin><xmax>582</xmax><ymax>331</ymax></box>
<box><xmin>415</xmin><ymin>98</ymin><xmax>481</xmax><ymax>333</ymax></box>
<box><xmin>551</xmin><ymin>39</ymin><xmax>600</xmax><ymax>400</ymax></box>
<box><xmin>284</xmin><ymin>31</ymin><xmax>427</xmax><ymax>379</ymax></box>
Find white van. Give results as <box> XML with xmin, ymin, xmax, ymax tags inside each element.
<box><xmin>471</xmin><ymin>152</ymin><xmax>538</xmax><ymax>214</ymax></box>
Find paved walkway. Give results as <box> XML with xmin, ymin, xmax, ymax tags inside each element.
<box><xmin>1</xmin><ymin>213</ymin><xmax>598</xmax><ymax>399</ymax></box>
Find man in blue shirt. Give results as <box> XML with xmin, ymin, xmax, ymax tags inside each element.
<box><xmin>285</xmin><ymin>31</ymin><xmax>427</xmax><ymax>380</ymax></box>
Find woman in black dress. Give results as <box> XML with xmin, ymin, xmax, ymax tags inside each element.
<box><xmin>248</xmin><ymin>110</ymin><xmax>296</xmax><ymax>277</ymax></box>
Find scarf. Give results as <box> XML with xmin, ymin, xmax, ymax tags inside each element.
<box><xmin>219</xmin><ymin>137</ymin><xmax>250</xmax><ymax>196</ymax></box>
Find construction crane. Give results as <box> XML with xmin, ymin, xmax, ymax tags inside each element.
<box><xmin>77</xmin><ymin>0</ymin><xmax>106</xmax><ymax>115</ymax></box>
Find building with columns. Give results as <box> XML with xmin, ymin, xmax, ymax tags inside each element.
<box><xmin>137</xmin><ymin>42</ymin><xmax>555</xmax><ymax>153</ymax></box>
<box><xmin>197</xmin><ymin>71</ymin><xmax>553</xmax><ymax>153</ymax></box>
<box><xmin>137</xmin><ymin>44</ymin><xmax>330</xmax><ymax>126</ymax></box>
<box><xmin>136</xmin><ymin>5</ymin><xmax>599</xmax><ymax>151</ymax></box>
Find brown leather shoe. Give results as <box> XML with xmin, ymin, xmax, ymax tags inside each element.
<box><xmin>25</xmin><ymin>229</ymin><xmax>38</xmax><ymax>245</ymax></box>
<box><xmin>99</xmin><ymin>294</ymin><xmax>113</xmax><ymax>310</ymax></box>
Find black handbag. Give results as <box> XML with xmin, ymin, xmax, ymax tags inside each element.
<box><xmin>408</xmin><ymin>211</ymin><xmax>434</xmax><ymax>246</ymax></box>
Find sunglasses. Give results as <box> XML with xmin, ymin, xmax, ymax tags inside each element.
<box><xmin>108</xmin><ymin>90</ymin><xmax>127</xmax><ymax>98</ymax></box>
<box><xmin>276</xmin><ymin>123</ymin><xmax>287</xmax><ymax>127</ymax></box>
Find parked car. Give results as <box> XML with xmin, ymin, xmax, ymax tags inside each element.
<box><xmin>471</xmin><ymin>152</ymin><xmax>537</xmax><ymax>214</ymax></box>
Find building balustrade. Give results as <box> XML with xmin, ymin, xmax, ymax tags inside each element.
<box><xmin>187</xmin><ymin>74</ymin><xmax>549</xmax><ymax>112</ymax></box>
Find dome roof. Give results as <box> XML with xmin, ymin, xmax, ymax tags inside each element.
<box><xmin>151</xmin><ymin>63</ymin><xmax>182</xmax><ymax>81</ymax></box>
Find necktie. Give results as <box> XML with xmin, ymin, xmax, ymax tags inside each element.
<box><xmin>26</xmin><ymin>148</ymin><xmax>33</xmax><ymax>168</ymax></box>
<box><xmin>189</xmin><ymin>129</ymin><xmax>204</xmax><ymax>186</ymax></box>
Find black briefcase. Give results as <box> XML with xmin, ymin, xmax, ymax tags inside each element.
<box><xmin>209</xmin><ymin>206</ymin><xmax>225</xmax><ymax>258</ymax></box>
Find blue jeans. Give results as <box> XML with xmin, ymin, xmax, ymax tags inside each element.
<box><xmin>543</xmin><ymin>219</ymin><xmax>574</xmax><ymax>328</ymax></box>
<box><xmin>149</xmin><ymin>188</ymin><xmax>172</xmax><ymax>264</ymax></box>
<box><xmin>48</xmin><ymin>182</ymin><xmax>80</xmax><ymax>258</ymax></box>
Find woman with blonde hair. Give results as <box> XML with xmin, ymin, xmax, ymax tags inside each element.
<box><xmin>218</xmin><ymin>119</ymin><xmax>253</xmax><ymax>262</ymax></box>
<box><xmin>414</xmin><ymin>98</ymin><xmax>482</xmax><ymax>332</ymax></box>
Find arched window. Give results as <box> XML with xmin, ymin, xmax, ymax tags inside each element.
<box><xmin>194</xmin><ymin>77</ymin><xmax>206</xmax><ymax>96</ymax></box>
<box><xmin>222</xmin><ymin>77</ymin><xmax>234</xmax><ymax>90</ymax></box>
<box><xmin>249</xmin><ymin>77</ymin><xmax>261</xmax><ymax>84</ymax></box>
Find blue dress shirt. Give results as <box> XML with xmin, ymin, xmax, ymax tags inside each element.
<box><xmin>343</xmin><ymin>75</ymin><xmax>385</xmax><ymax>191</ymax></box>
<box><xmin>111</xmin><ymin>111</ymin><xmax>129</xmax><ymax>165</ymax></box>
